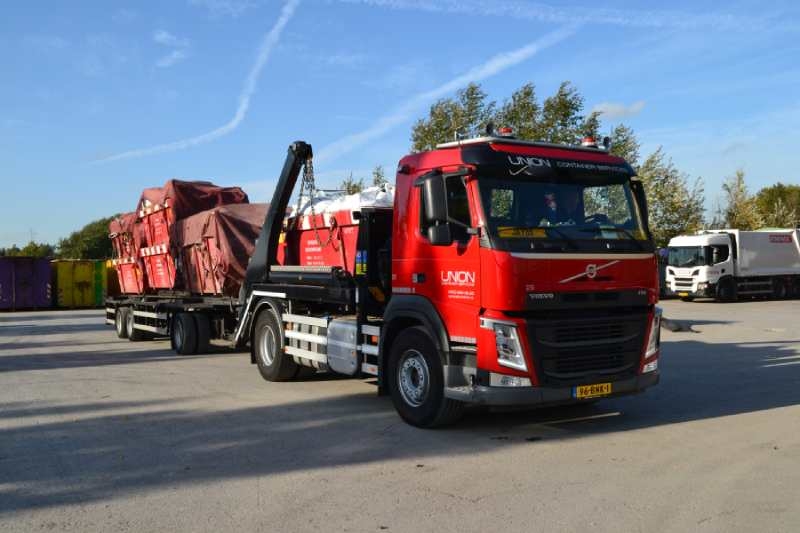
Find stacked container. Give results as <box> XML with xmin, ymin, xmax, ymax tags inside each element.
<box><xmin>0</xmin><ymin>257</ymin><xmax>52</xmax><ymax>310</ymax></box>
<box><xmin>109</xmin><ymin>212</ymin><xmax>148</xmax><ymax>294</ymax></box>
<box><xmin>174</xmin><ymin>203</ymin><xmax>268</xmax><ymax>296</ymax></box>
<box><xmin>137</xmin><ymin>180</ymin><xmax>249</xmax><ymax>291</ymax></box>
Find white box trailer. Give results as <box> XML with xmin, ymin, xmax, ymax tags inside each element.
<box><xmin>665</xmin><ymin>229</ymin><xmax>800</xmax><ymax>301</ymax></box>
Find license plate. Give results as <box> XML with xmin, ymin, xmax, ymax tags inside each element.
<box><xmin>573</xmin><ymin>382</ymin><xmax>612</xmax><ymax>399</ymax></box>
<box><xmin>678</xmin><ymin>292</ymin><xmax>689</xmax><ymax>297</ymax></box>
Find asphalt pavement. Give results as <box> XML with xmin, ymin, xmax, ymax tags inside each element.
<box><xmin>1</xmin><ymin>298</ymin><xmax>798</xmax><ymax>532</ymax></box>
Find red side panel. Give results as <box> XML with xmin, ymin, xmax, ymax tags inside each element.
<box><xmin>282</xmin><ymin>211</ymin><xmax>359</xmax><ymax>273</ymax></box>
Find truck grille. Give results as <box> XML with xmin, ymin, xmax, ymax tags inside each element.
<box><xmin>526</xmin><ymin>310</ymin><xmax>647</xmax><ymax>385</ymax></box>
<box><xmin>673</xmin><ymin>277</ymin><xmax>693</xmax><ymax>288</ymax></box>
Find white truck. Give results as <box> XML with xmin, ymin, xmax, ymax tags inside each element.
<box><xmin>665</xmin><ymin>229</ymin><xmax>800</xmax><ymax>301</ymax></box>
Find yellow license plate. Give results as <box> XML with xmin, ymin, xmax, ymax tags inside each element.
<box><xmin>678</xmin><ymin>292</ymin><xmax>689</xmax><ymax>297</ymax></box>
<box><xmin>573</xmin><ymin>382</ymin><xmax>612</xmax><ymax>399</ymax></box>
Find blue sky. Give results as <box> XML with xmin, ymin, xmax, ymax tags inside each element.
<box><xmin>2</xmin><ymin>0</ymin><xmax>799</xmax><ymax>248</ymax></box>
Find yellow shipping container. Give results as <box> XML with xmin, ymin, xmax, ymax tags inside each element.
<box><xmin>52</xmin><ymin>260</ymin><xmax>98</xmax><ymax>308</ymax></box>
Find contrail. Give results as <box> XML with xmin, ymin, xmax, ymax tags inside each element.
<box><xmin>316</xmin><ymin>24</ymin><xmax>578</xmax><ymax>163</ymax></box>
<box><xmin>94</xmin><ymin>0</ymin><xmax>300</xmax><ymax>163</ymax></box>
<box><xmin>340</xmin><ymin>0</ymin><xmax>768</xmax><ymax>32</ymax></box>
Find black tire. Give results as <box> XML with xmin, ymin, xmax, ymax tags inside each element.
<box><xmin>717</xmin><ymin>277</ymin><xmax>737</xmax><ymax>302</ymax></box>
<box><xmin>126</xmin><ymin>308</ymin><xmax>146</xmax><ymax>341</ymax></box>
<box><xmin>253</xmin><ymin>309</ymin><xmax>298</xmax><ymax>381</ymax></box>
<box><xmin>772</xmin><ymin>278</ymin><xmax>788</xmax><ymax>300</ymax></box>
<box><xmin>387</xmin><ymin>326</ymin><xmax>465</xmax><ymax>428</ymax></box>
<box><xmin>172</xmin><ymin>313</ymin><xmax>198</xmax><ymax>355</ymax></box>
<box><xmin>115</xmin><ymin>308</ymin><xmax>129</xmax><ymax>339</ymax></box>
<box><xmin>194</xmin><ymin>314</ymin><xmax>211</xmax><ymax>354</ymax></box>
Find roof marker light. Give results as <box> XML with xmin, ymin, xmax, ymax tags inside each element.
<box><xmin>497</xmin><ymin>126</ymin><xmax>515</xmax><ymax>138</ymax></box>
<box><xmin>581</xmin><ymin>136</ymin><xmax>598</xmax><ymax>148</ymax></box>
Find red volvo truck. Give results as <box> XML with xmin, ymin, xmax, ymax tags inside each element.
<box><xmin>108</xmin><ymin>132</ymin><xmax>662</xmax><ymax>427</ymax></box>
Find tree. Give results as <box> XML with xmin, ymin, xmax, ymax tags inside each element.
<box><xmin>372</xmin><ymin>165</ymin><xmax>387</xmax><ymax>187</ymax></box>
<box><xmin>340</xmin><ymin>172</ymin><xmax>364</xmax><ymax>195</ymax></box>
<box><xmin>539</xmin><ymin>82</ymin><xmax>588</xmax><ymax>144</ymax></box>
<box><xmin>56</xmin><ymin>216</ymin><xmax>117</xmax><ymax>259</ymax></box>
<box><xmin>755</xmin><ymin>182</ymin><xmax>800</xmax><ymax>228</ymax></box>
<box><xmin>637</xmin><ymin>148</ymin><xmax>705</xmax><ymax>247</ymax></box>
<box><xmin>0</xmin><ymin>241</ymin><xmax>54</xmax><ymax>257</ymax></box>
<box><xmin>495</xmin><ymin>83</ymin><xmax>541</xmax><ymax>140</ymax></box>
<box><xmin>609</xmin><ymin>124</ymin><xmax>641</xmax><ymax>165</ymax></box>
<box><xmin>411</xmin><ymin>83</ymin><xmax>495</xmax><ymax>151</ymax></box>
<box><xmin>720</xmin><ymin>170</ymin><xmax>763</xmax><ymax>230</ymax></box>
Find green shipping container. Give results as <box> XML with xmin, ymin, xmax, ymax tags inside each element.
<box><xmin>52</xmin><ymin>260</ymin><xmax>106</xmax><ymax>308</ymax></box>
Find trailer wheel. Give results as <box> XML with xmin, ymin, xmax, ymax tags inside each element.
<box><xmin>388</xmin><ymin>327</ymin><xmax>464</xmax><ymax>428</ymax></box>
<box><xmin>194</xmin><ymin>314</ymin><xmax>211</xmax><ymax>354</ymax></box>
<box><xmin>254</xmin><ymin>309</ymin><xmax>298</xmax><ymax>381</ymax></box>
<box><xmin>172</xmin><ymin>313</ymin><xmax>198</xmax><ymax>355</ymax></box>
<box><xmin>115</xmin><ymin>308</ymin><xmax>129</xmax><ymax>339</ymax></box>
<box><xmin>126</xmin><ymin>308</ymin><xmax>146</xmax><ymax>341</ymax></box>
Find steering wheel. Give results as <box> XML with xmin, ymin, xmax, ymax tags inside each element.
<box><xmin>584</xmin><ymin>213</ymin><xmax>610</xmax><ymax>225</ymax></box>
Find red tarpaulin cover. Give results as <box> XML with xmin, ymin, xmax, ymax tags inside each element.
<box><xmin>173</xmin><ymin>203</ymin><xmax>268</xmax><ymax>296</ymax></box>
<box><xmin>138</xmin><ymin>180</ymin><xmax>249</xmax><ymax>222</ymax></box>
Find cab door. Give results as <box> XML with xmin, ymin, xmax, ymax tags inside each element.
<box><xmin>408</xmin><ymin>172</ymin><xmax>482</xmax><ymax>342</ymax></box>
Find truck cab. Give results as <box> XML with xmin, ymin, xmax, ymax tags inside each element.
<box><xmin>381</xmin><ymin>135</ymin><xmax>661</xmax><ymax>420</ymax></box>
<box><xmin>665</xmin><ymin>232</ymin><xmax>733</xmax><ymax>300</ymax></box>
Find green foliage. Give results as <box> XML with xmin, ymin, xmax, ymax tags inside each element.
<box><xmin>755</xmin><ymin>182</ymin><xmax>800</xmax><ymax>228</ymax></box>
<box><xmin>411</xmin><ymin>83</ymin><xmax>495</xmax><ymax>151</ymax></box>
<box><xmin>609</xmin><ymin>124</ymin><xmax>641</xmax><ymax>165</ymax></box>
<box><xmin>495</xmin><ymin>83</ymin><xmax>541</xmax><ymax>140</ymax></box>
<box><xmin>637</xmin><ymin>148</ymin><xmax>705</xmax><ymax>247</ymax></box>
<box><xmin>56</xmin><ymin>216</ymin><xmax>117</xmax><ymax>259</ymax></box>
<box><xmin>0</xmin><ymin>241</ymin><xmax>55</xmax><ymax>258</ymax></box>
<box><xmin>372</xmin><ymin>165</ymin><xmax>387</xmax><ymax>187</ymax></box>
<box><xmin>539</xmin><ymin>82</ymin><xmax>588</xmax><ymax>144</ymax></box>
<box><xmin>720</xmin><ymin>170</ymin><xmax>763</xmax><ymax>230</ymax></box>
<box><xmin>340</xmin><ymin>172</ymin><xmax>364</xmax><ymax>195</ymax></box>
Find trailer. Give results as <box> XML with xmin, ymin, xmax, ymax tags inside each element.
<box><xmin>665</xmin><ymin>229</ymin><xmax>800</xmax><ymax>301</ymax></box>
<box><xmin>107</xmin><ymin>133</ymin><xmax>662</xmax><ymax>427</ymax></box>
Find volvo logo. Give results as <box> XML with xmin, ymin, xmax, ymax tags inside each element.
<box><xmin>559</xmin><ymin>260</ymin><xmax>621</xmax><ymax>284</ymax></box>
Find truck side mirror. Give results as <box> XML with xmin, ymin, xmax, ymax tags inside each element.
<box><xmin>422</xmin><ymin>174</ymin><xmax>448</xmax><ymax>223</ymax></box>
<box><xmin>712</xmin><ymin>248</ymin><xmax>720</xmax><ymax>264</ymax></box>
<box><xmin>630</xmin><ymin>179</ymin><xmax>652</xmax><ymax>240</ymax></box>
<box><xmin>427</xmin><ymin>224</ymin><xmax>453</xmax><ymax>246</ymax></box>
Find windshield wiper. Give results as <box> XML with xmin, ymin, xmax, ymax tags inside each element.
<box><xmin>579</xmin><ymin>226</ymin><xmax>645</xmax><ymax>251</ymax></box>
<box><xmin>543</xmin><ymin>226</ymin><xmax>579</xmax><ymax>250</ymax></box>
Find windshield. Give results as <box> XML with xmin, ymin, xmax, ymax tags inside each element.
<box><xmin>477</xmin><ymin>174</ymin><xmax>649</xmax><ymax>252</ymax></box>
<box><xmin>668</xmin><ymin>246</ymin><xmax>707</xmax><ymax>267</ymax></box>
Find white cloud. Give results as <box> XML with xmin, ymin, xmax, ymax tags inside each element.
<box><xmin>153</xmin><ymin>29</ymin><xmax>189</xmax><ymax>48</ymax></box>
<box><xmin>156</xmin><ymin>49</ymin><xmax>188</xmax><ymax>68</ymax></box>
<box><xmin>189</xmin><ymin>0</ymin><xmax>256</xmax><ymax>18</ymax></box>
<box><xmin>316</xmin><ymin>23</ymin><xmax>578</xmax><ymax>163</ymax></box>
<box><xmin>152</xmin><ymin>30</ymin><xmax>190</xmax><ymax>68</ymax></box>
<box><xmin>592</xmin><ymin>100</ymin><xmax>646</xmax><ymax>119</ymax></box>
<box><xmin>94</xmin><ymin>0</ymin><xmax>300</xmax><ymax>163</ymax></box>
<box><xmin>340</xmin><ymin>0</ymin><xmax>773</xmax><ymax>32</ymax></box>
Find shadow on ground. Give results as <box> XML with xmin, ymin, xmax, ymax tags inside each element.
<box><xmin>0</xmin><ymin>334</ymin><xmax>798</xmax><ymax>513</ymax></box>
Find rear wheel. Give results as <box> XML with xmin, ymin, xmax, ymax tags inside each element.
<box><xmin>194</xmin><ymin>314</ymin><xmax>211</xmax><ymax>354</ymax></box>
<box><xmin>126</xmin><ymin>308</ymin><xmax>146</xmax><ymax>341</ymax></box>
<box><xmin>388</xmin><ymin>327</ymin><xmax>464</xmax><ymax>428</ymax></box>
<box><xmin>172</xmin><ymin>313</ymin><xmax>198</xmax><ymax>355</ymax></box>
<box><xmin>115</xmin><ymin>308</ymin><xmax>129</xmax><ymax>339</ymax></box>
<box><xmin>254</xmin><ymin>309</ymin><xmax>298</xmax><ymax>381</ymax></box>
<box><xmin>772</xmin><ymin>278</ymin><xmax>788</xmax><ymax>299</ymax></box>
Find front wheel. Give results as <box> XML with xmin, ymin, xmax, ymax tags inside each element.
<box><xmin>388</xmin><ymin>327</ymin><xmax>464</xmax><ymax>428</ymax></box>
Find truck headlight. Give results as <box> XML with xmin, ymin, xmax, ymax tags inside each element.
<box><xmin>697</xmin><ymin>282</ymin><xmax>708</xmax><ymax>290</ymax></box>
<box><xmin>645</xmin><ymin>307</ymin><xmax>662</xmax><ymax>359</ymax></box>
<box><xmin>494</xmin><ymin>322</ymin><xmax>527</xmax><ymax>371</ymax></box>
